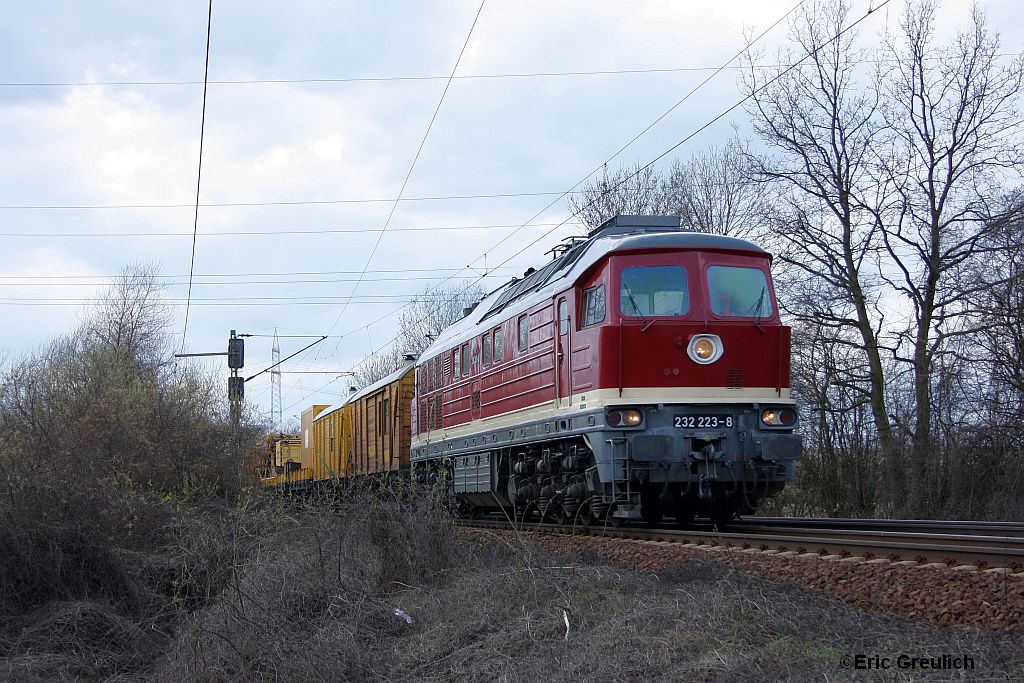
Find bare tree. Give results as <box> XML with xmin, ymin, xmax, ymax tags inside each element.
<box><xmin>83</xmin><ymin>262</ymin><xmax>170</xmax><ymax>370</ymax></box>
<box><xmin>744</xmin><ymin>0</ymin><xmax>1024</xmax><ymax>515</ymax></box>
<box><xmin>568</xmin><ymin>162</ymin><xmax>669</xmax><ymax>229</ymax></box>
<box><xmin>872</xmin><ymin>0</ymin><xmax>1024</xmax><ymax>512</ymax></box>
<box><xmin>353</xmin><ymin>283</ymin><xmax>485</xmax><ymax>387</ymax></box>
<box><xmin>569</xmin><ymin>141</ymin><xmax>766</xmax><ymax>237</ymax></box>
<box><xmin>742</xmin><ymin>0</ymin><xmax>902</xmax><ymax>494</ymax></box>
<box><xmin>665</xmin><ymin>136</ymin><xmax>768</xmax><ymax>239</ymax></box>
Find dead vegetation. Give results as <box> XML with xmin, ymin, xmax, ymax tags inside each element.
<box><xmin>145</xmin><ymin>493</ymin><xmax>1021</xmax><ymax>682</ymax></box>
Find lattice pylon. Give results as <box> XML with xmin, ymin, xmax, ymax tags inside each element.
<box><xmin>270</xmin><ymin>327</ymin><xmax>282</xmax><ymax>430</ymax></box>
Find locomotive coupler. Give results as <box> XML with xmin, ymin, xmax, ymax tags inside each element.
<box><xmin>690</xmin><ymin>443</ymin><xmax>721</xmax><ymax>462</ymax></box>
<box><xmin>698</xmin><ymin>475</ymin><xmax>712</xmax><ymax>501</ymax></box>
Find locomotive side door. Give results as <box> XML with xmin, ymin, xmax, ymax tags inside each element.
<box><xmin>470</xmin><ymin>336</ymin><xmax>482</xmax><ymax>421</ymax></box>
<box><xmin>557</xmin><ymin>296</ymin><xmax>572</xmax><ymax>407</ymax></box>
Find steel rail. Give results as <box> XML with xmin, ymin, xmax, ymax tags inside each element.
<box><xmin>742</xmin><ymin>517</ymin><xmax>1024</xmax><ymax>537</ymax></box>
<box><xmin>459</xmin><ymin>518</ymin><xmax>1024</xmax><ymax>570</ymax></box>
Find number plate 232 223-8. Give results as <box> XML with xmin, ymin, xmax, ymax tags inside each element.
<box><xmin>673</xmin><ymin>415</ymin><xmax>733</xmax><ymax>429</ymax></box>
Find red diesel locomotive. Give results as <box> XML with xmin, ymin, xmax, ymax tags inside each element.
<box><xmin>411</xmin><ymin>215</ymin><xmax>801</xmax><ymax>524</ymax></box>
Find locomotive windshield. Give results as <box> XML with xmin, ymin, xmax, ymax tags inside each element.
<box><xmin>620</xmin><ymin>265</ymin><xmax>689</xmax><ymax>317</ymax></box>
<box><xmin>707</xmin><ymin>265</ymin><xmax>773</xmax><ymax>318</ymax></box>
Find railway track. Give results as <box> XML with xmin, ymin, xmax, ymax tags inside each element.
<box><xmin>460</xmin><ymin>516</ymin><xmax>1024</xmax><ymax>571</ymax></box>
<box><xmin>744</xmin><ymin>516</ymin><xmax>1024</xmax><ymax>537</ymax></box>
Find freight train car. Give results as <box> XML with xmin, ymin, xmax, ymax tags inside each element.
<box><xmin>410</xmin><ymin>215</ymin><xmax>802</xmax><ymax>525</ymax></box>
<box><xmin>348</xmin><ymin>363</ymin><xmax>415</xmax><ymax>476</ymax></box>
<box><xmin>261</xmin><ymin>363</ymin><xmax>415</xmax><ymax>490</ymax></box>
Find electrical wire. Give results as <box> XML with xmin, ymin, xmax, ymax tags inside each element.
<box><xmin>181</xmin><ymin>0</ymin><xmax>214</xmax><ymax>351</ymax></box>
<box><xmin>318</xmin><ymin>0</ymin><xmax>487</xmax><ymax>360</ymax></box>
<box><xmin>4</xmin><ymin>53</ymin><xmax>1017</xmax><ymax>88</ymax></box>
<box><xmin>0</xmin><ymin>266</ymin><xmax>522</xmax><ymax>280</ymax></box>
<box><xmin>0</xmin><ymin>221</ymin><xmax>575</xmax><ymax>238</ymax></box>
<box><xmin>0</xmin><ymin>190</ymin><xmax>570</xmax><ymax>211</ymax></box>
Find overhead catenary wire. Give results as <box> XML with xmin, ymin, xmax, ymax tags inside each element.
<box><xmin>180</xmin><ymin>0</ymin><xmax>214</xmax><ymax>352</ymax></box>
<box><xmin>0</xmin><ymin>266</ymin><xmax>523</xmax><ymax>280</ymax></box>
<box><xmin>317</xmin><ymin>0</ymin><xmax>488</xmax><ymax>362</ymax></box>
<box><xmin>0</xmin><ymin>191</ymin><xmax>575</xmax><ymax>211</ymax></box>
<box><xmin>0</xmin><ymin>221</ymin><xmax>578</xmax><ymax>238</ymax></box>
<box><xmin>4</xmin><ymin>52</ymin><xmax>1018</xmax><ymax>88</ymax></box>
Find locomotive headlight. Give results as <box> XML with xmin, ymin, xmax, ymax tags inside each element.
<box><xmin>761</xmin><ymin>407</ymin><xmax>797</xmax><ymax>427</ymax></box>
<box><xmin>607</xmin><ymin>409</ymin><xmax>642</xmax><ymax>427</ymax></box>
<box><xmin>687</xmin><ymin>334</ymin><xmax>723</xmax><ymax>365</ymax></box>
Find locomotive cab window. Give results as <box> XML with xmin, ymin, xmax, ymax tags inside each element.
<box><xmin>493</xmin><ymin>328</ymin><xmax>503</xmax><ymax>363</ymax></box>
<box><xmin>620</xmin><ymin>265</ymin><xmax>689</xmax><ymax>317</ymax></box>
<box><xmin>461</xmin><ymin>343</ymin><xmax>470</xmax><ymax>376</ymax></box>
<box><xmin>707</xmin><ymin>266</ymin><xmax>772</xmax><ymax>318</ymax></box>
<box><xmin>582</xmin><ymin>284</ymin><xmax>606</xmax><ymax>326</ymax></box>
<box><xmin>482</xmin><ymin>333</ymin><xmax>491</xmax><ymax>368</ymax></box>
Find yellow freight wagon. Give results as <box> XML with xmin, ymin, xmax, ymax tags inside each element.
<box><xmin>311</xmin><ymin>402</ymin><xmax>352</xmax><ymax>481</ymax></box>
<box><xmin>349</xmin><ymin>363</ymin><xmax>415</xmax><ymax>476</ymax></box>
<box><xmin>300</xmin><ymin>404</ymin><xmax>331</xmax><ymax>471</ymax></box>
<box><xmin>274</xmin><ymin>437</ymin><xmax>301</xmax><ymax>470</ymax></box>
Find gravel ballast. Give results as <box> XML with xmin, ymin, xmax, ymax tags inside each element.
<box><xmin>489</xmin><ymin>530</ymin><xmax>1024</xmax><ymax>632</ymax></box>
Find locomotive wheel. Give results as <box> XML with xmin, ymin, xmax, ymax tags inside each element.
<box><xmin>709</xmin><ymin>505</ymin><xmax>736</xmax><ymax>527</ymax></box>
<box><xmin>641</xmin><ymin>502</ymin><xmax>663</xmax><ymax>526</ymax></box>
<box><xmin>606</xmin><ymin>505</ymin><xmax>624</xmax><ymax>528</ymax></box>
<box><xmin>674</xmin><ymin>506</ymin><xmax>695</xmax><ymax>529</ymax></box>
<box><xmin>576</xmin><ymin>506</ymin><xmax>596</xmax><ymax>528</ymax></box>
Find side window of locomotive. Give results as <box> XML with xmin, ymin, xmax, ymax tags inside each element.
<box><xmin>472</xmin><ymin>339</ymin><xmax>481</xmax><ymax>369</ymax></box>
<box><xmin>482</xmin><ymin>333</ymin><xmax>491</xmax><ymax>368</ymax></box>
<box><xmin>582</xmin><ymin>284</ymin><xmax>606</xmax><ymax>326</ymax></box>
<box><xmin>461</xmin><ymin>343</ymin><xmax>470</xmax><ymax>376</ymax></box>
<box><xmin>453</xmin><ymin>347</ymin><xmax>460</xmax><ymax>378</ymax></box>
<box><xmin>620</xmin><ymin>266</ymin><xmax>689</xmax><ymax>317</ymax></box>
<box><xmin>707</xmin><ymin>266</ymin><xmax>773</xmax><ymax>318</ymax></box>
<box><xmin>518</xmin><ymin>314</ymin><xmax>529</xmax><ymax>352</ymax></box>
<box><xmin>493</xmin><ymin>327</ymin><xmax>503</xmax><ymax>363</ymax></box>
<box><xmin>558</xmin><ymin>300</ymin><xmax>569</xmax><ymax>334</ymax></box>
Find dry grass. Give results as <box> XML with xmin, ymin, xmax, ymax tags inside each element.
<box><xmin>0</xmin><ymin>484</ymin><xmax>1021</xmax><ymax>680</ymax></box>
<box><xmin>150</xmin><ymin>490</ymin><xmax>1023</xmax><ymax>682</ymax></box>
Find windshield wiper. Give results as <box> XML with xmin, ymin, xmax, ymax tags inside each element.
<box><xmin>622</xmin><ymin>283</ymin><xmax>652</xmax><ymax>332</ymax></box>
<box><xmin>746</xmin><ymin>286</ymin><xmax>767</xmax><ymax>334</ymax></box>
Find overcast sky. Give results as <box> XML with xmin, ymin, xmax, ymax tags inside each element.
<box><xmin>1</xmin><ymin>0</ymin><xmax>1019</xmax><ymax>424</ymax></box>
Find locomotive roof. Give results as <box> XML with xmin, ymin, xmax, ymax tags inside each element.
<box><xmin>420</xmin><ymin>215</ymin><xmax>767</xmax><ymax>360</ymax></box>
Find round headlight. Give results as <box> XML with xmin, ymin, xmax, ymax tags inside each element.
<box><xmin>621</xmin><ymin>410</ymin><xmax>642</xmax><ymax>426</ymax></box>
<box><xmin>606</xmin><ymin>409</ymin><xmax>642</xmax><ymax>427</ymax></box>
<box><xmin>687</xmin><ymin>334</ymin><xmax>723</xmax><ymax>365</ymax></box>
<box><xmin>693</xmin><ymin>339</ymin><xmax>715</xmax><ymax>360</ymax></box>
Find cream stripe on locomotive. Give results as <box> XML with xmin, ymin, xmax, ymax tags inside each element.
<box><xmin>412</xmin><ymin>385</ymin><xmax>793</xmax><ymax>448</ymax></box>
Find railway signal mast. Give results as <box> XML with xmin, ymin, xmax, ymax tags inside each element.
<box><xmin>174</xmin><ymin>330</ymin><xmax>246</xmax><ymax>425</ymax></box>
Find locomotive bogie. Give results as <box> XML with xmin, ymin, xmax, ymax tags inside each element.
<box><xmin>411</xmin><ymin>395</ymin><xmax>799</xmax><ymax>523</ymax></box>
